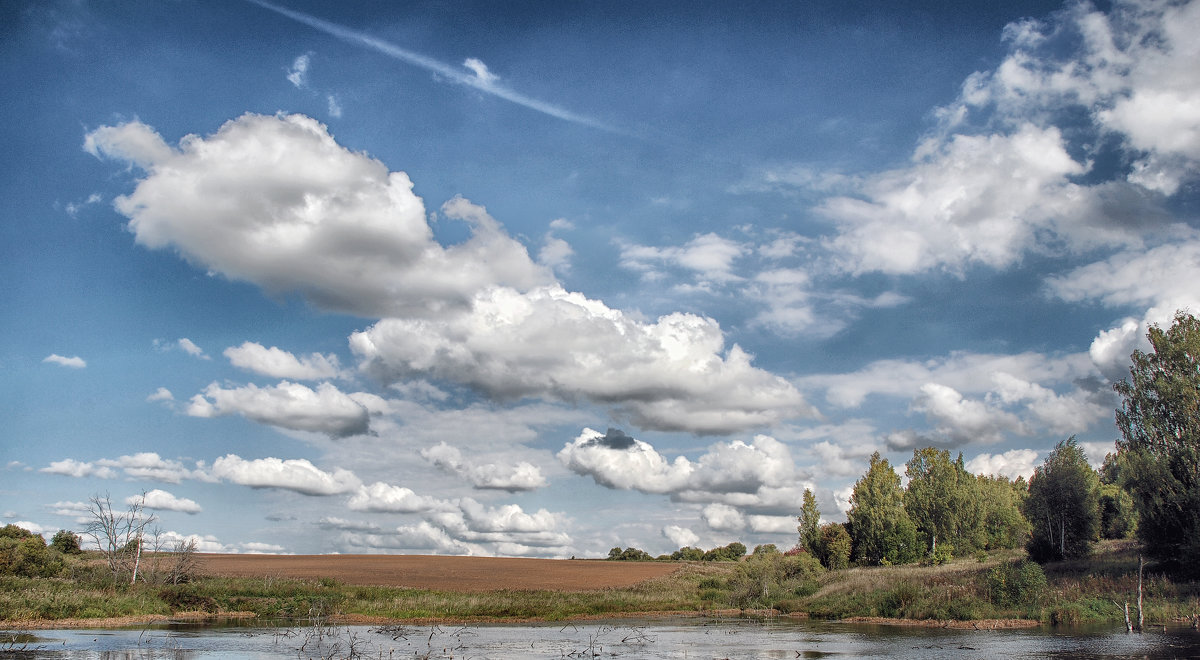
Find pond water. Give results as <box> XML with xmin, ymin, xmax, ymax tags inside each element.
<box><xmin>5</xmin><ymin>617</ymin><xmax>1200</xmax><ymax>659</ymax></box>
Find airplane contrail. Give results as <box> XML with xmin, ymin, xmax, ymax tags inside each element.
<box><xmin>247</xmin><ymin>0</ymin><xmax>625</xmax><ymax>135</ymax></box>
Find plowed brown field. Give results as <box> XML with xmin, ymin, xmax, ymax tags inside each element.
<box><xmin>196</xmin><ymin>554</ymin><xmax>678</xmax><ymax>592</ymax></box>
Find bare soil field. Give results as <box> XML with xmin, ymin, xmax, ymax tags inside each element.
<box><xmin>196</xmin><ymin>554</ymin><xmax>679</xmax><ymax>592</ymax></box>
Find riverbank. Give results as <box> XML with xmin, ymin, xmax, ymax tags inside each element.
<box><xmin>3</xmin><ymin>541</ymin><xmax>1195</xmax><ymax>630</ymax></box>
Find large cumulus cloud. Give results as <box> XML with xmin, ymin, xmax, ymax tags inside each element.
<box><xmin>351</xmin><ymin>286</ymin><xmax>809</xmax><ymax>434</ymax></box>
<box><xmin>84</xmin><ymin>112</ymin><xmax>551</xmax><ymax>318</ymax></box>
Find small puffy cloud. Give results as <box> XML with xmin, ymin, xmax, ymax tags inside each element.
<box><xmin>702</xmin><ymin>503</ymin><xmax>745</xmax><ymax>532</ymax></box>
<box><xmin>146</xmin><ymin>387</ymin><xmax>174</xmax><ymax>403</ymax></box>
<box><xmin>210</xmin><ymin>454</ymin><xmax>361</xmax><ymax>496</ymax></box>
<box><xmin>463</xmin><ymin>57</ymin><xmax>498</xmax><ymax>86</ymax></box>
<box><xmin>287</xmin><ymin>53</ymin><xmax>310</xmax><ymax>87</ymax></box>
<box><xmin>177</xmin><ymin>338</ymin><xmax>208</xmax><ymax>359</ymax></box>
<box><xmin>747</xmin><ymin>514</ymin><xmax>799</xmax><ymax>534</ymax></box>
<box><xmin>346</xmin><ymin>482</ymin><xmax>450</xmax><ymax>513</ymax></box>
<box><xmin>619</xmin><ymin>233</ymin><xmax>748</xmax><ymax>284</ymax></box>
<box><xmin>353</xmin><ymin>286</ymin><xmax>809</xmax><ymax>435</ymax></box>
<box><xmin>43</xmin><ymin>354</ymin><xmax>86</xmax><ymax>368</ymax></box>
<box><xmin>186</xmin><ymin>380</ymin><xmax>369</xmax><ymax>438</ymax></box>
<box><xmin>224</xmin><ymin>341</ymin><xmax>346</xmax><ymax>380</ymax></box>
<box><xmin>965</xmin><ymin>448</ymin><xmax>1039</xmax><ymax>480</ymax></box>
<box><xmin>420</xmin><ymin>442</ymin><xmax>547</xmax><ymax>492</ymax></box>
<box><xmin>85</xmin><ymin>113</ymin><xmax>551</xmax><ymax>318</ymax></box>
<box><xmin>84</xmin><ymin>120</ymin><xmax>173</xmax><ymax>169</ymax></box>
<box><xmin>538</xmin><ymin>235</ymin><xmax>574</xmax><ymax>273</ymax></box>
<box><xmin>113</xmin><ymin>452</ymin><xmax>206</xmax><ymax>483</ymax></box>
<box><xmin>132</xmin><ymin>488</ymin><xmax>201</xmax><ymax>514</ymax></box>
<box><xmin>662</xmin><ymin>525</ymin><xmax>699</xmax><ymax>549</ymax></box>
<box><xmin>41</xmin><ymin>459</ymin><xmax>116</xmax><ymax>479</ymax></box>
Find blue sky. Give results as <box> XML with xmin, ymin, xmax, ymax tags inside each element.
<box><xmin>3</xmin><ymin>0</ymin><xmax>1198</xmax><ymax>557</ymax></box>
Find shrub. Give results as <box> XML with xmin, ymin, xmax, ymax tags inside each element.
<box><xmin>986</xmin><ymin>559</ymin><xmax>1047</xmax><ymax>607</ymax></box>
<box><xmin>0</xmin><ymin>533</ymin><xmax>64</xmax><ymax>578</ymax></box>
<box><xmin>727</xmin><ymin>551</ymin><xmax>824</xmax><ymax>610</ymax></box>
<box><xmin>930</xmin><ymin>543</ymin><xmax>953</xmax><ymax>565</ymax></box>
<box><xmin>50</xmin><ymin>530</ymin><xmax>83</xmax><ymax>555</ymax></box>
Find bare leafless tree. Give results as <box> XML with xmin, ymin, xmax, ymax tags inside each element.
<box><xmin>134</xmin><ymin>526</ymin><xmax>204</xmax><ymax>586</ymax></box>
<box><xmin>83</xmin><ymin>492</ymin><xmax>157</xmax><ymax>584</ymax></box>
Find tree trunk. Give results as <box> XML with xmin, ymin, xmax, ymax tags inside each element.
<box><xmin>1137</xmin><ymin>554</ymin><xmax>1144</xmax><ymax>632</ymax></box>
<box><xmin>131</xmin><ymin>536</ymin><xmax>142</xmax><ymax>585</ymax></box>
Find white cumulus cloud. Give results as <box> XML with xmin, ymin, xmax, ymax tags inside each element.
<box><xmin>420</xmin><ymin>442</ymin><xmax>546</xmax><ymax>492</ymax></box>
<box><xmin>224</xmin><ymin>341</ymin><xmax>346</xmax><ymax>380</ymax></box>
<box><xmin>43</xmin><ymin>354</ymin><xmax>86</xmax><ymax>368</ymax></box>
<box><xmin>210</xmin><ymin>454</ymin><xmax>361</xmax><ymax>496</ymax></box>
<box><xmin>131</xmin><ymin>488</ymin><xmax>202</xmax><ymax>514</ymax></box>
<box><xmin>84</xmin><ymin>113</ymin><xmax>551</xmax><ymax>318</ymax></box>
<box><xmin>186</xmin><ymin>380</ymin><xmax>370</xmax><ymax>438</ymax></box>
<box><xmin>353</xmin><ymin>285</ymin><xmax>809</xmax><ymax>434</ymax></box>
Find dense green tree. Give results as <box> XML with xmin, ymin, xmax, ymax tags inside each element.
<box><xmin>50</xmin><ymin>529</ymin><xmax>83</xmax><ymax>555</ymax></box>
<box><xmin>752</xmin><ymin>543</ymin><xmax>779</xmax><ymax>556</ymax></box>
<box><xmin>703</xmin><ymin>542</ymin><xmax>747</xmax><ymax>561</ymax></box>
<box><xmin>904</xmin><ymin>448</ymin><xmax>985</xmax><ymax>558</ymax></box>
<box><xmin>847</xmin><ymin>452</ymin><xmax>919</xmax><ymax>565</ymax></box>
<box><xmin>670</xmin><ymin>546</ymin><xmax>704</xmax><ymax>561</ymax></box>
<box><xmin>1024</xmin><ymin>437</ymin><xmax>1100</xmax><ymax>562</ymax></box>
<box><xmin>607</xmin><ymin>546</ymin><xmax>652</xmax><ymax>561</ymax></box>
<box><xmin>797</xmin><ymin>488</ymin><xmax>821</xmax><ymax>555</ymax></box>
<box><xmin>976</xmin><ymin>474</ymin><xmax>1031</xmax><ymax>550</ymax></box>
<box><xmin>815</xmin><ymin>522</ymin><xmax>852</xmax><ymax>570</ymax></box>
<box><xmin>1114</xmin><ymin>312</ymin><xmax>1200</xmax><ymax>565</ymax></box>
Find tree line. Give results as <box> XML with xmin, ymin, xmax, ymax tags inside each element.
<box><xmin>611</xmin><ymin>312</ymin><xmax>1200</xmax><ymax>574</ymax></box>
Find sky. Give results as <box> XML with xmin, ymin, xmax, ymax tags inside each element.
<box><xmin>2</xmin><ymin>0</ymin><xmax>1198</xmax><ymax>558</ymax></box>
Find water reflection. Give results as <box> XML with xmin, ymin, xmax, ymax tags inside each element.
<box><xmin>5</xmin><ymin>617</ymin><xmax>1199</xmax><ymax>659</ymax></box>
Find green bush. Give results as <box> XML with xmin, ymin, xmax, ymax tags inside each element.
<box><xmin>0</xmin><ymin>532</ymin><xmax>64</xmax><ymax>578</ymax></box>
<box><xmin>986</xmin><ymin>559</ymin><xmax>1047</xmax><ymax>607</ymax></box>
<box><xmin>50</xmin><ymin>530</ymin><xmax>82</xmax><ymax>555</ymax></box>
<box><xmin>727</xmin><ymin>551</ymin><xmax>825</xmax><ymax>610</ymax></box>
<box><xmin>930</xmin><ymin>543</ymin><xmax>954</xmax><ymax>565</ymax></box>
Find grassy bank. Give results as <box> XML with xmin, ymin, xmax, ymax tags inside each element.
<box><xmin>736</xmin><ymin>541</ymin><xmax>1199</xmax><ymax>626</ymax></box>
<box><xmin>3</xmin><ymin>541</ymin><xmax>1197</xmax><ymax>628</ymax></box>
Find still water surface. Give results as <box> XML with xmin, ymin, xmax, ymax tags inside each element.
<box><xmin>5</xmin><ymin>617</ymin><xmax>1200</xmax><ymax>659</ymax></box>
